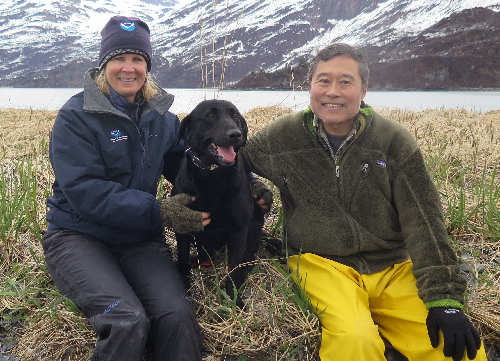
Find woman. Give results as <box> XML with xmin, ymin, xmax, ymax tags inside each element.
<box><xmin>42</xmin><ymin>15</ymin><xmax>209</xmax><ymax>360</ymax></box>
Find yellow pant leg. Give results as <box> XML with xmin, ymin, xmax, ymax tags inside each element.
<box><xmin>288</xmin><ymin>254</ymin><xmax>487</xmax><ymax>361</ymax></box>
<box><xmin>365</xmin><ymin>260</ymin><xmax>487</xmax><ymax>361</ymax></box>
<box><xmin>288</xmin><ymin>253</ymin><xmax>386</xmax><ymax>361</ymax></box>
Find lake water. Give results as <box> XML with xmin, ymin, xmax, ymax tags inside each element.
<box><xmin>0</xmin><ymin>87</ymin><xmax>499</xmax><ymax>113</ymax></box>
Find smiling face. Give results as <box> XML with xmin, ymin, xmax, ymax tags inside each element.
<box><xmin>104</xmin><ymin>53</ymin><xmax>148</xmax><ymax>102</ymax></box>
<box><xmin>309</xmin><ymin>55</ymin><xmax>368</xmax><ymax>136</ymax></box>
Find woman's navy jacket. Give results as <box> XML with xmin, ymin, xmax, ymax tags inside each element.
<box><xmin>46</xmin><ymin>69</ymin><xmax>185</xmax><ymax>245</ymax></box>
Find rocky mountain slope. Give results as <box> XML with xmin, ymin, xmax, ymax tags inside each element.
<box><xmin>236</xmin><ymin>7</ymin><xmax>500</xmax><ymax>89</ymax></box>
<box><xmin>1</xmin><ymin>0</ymin><xmax>499</xmax><ymax>89</ymax></box>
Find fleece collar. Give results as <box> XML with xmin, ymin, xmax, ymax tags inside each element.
<box><xmin>304</xmin><ymin>102</ymin><xmax>372</xmax><ymax>162</ymax></box>
<box><xmin>314</xmin><ymin>114</ymin><xmax>359</xmax><ymax>163</ymax></box>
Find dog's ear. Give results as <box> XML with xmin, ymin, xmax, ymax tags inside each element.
<box><xmin>176</xmin><ymin>115</ymin><xmax>192</xmax><ymax>145</ymax></box>
<box><xmin>237</xmin><ymin>113</ymin><xmax>248</xmax><ymax>147</ymax></box>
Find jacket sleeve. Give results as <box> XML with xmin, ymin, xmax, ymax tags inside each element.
<box><xmin>391</xmin><ymin>146</ymin><xmax>466</xmax><ymax>305</ymax></box>
<box><xmin>49</xmin><ymin>107</ymin><xmax>161</xmax><ymax>231</ymax></box>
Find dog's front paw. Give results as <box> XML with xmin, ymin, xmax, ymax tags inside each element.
<box><xmin>235</xmin><ymin>295</ymin><xmax>245</xmax><ymax>309</ymax></box>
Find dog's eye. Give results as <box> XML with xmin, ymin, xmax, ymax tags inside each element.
<box><xmin>206</xmin><ymin>113</ymin><xmax>215</xmax><ymax>119</ymax></box>
<box><xmin>233</xmin><ymin>113</ymin><xmax>239</xmax><ymax>120</ymax></box>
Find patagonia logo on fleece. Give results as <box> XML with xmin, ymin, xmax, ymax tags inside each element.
<box><xmin>376</xmin><ymin>160</ymin><xmax>387</xmax><ymax>168</ymax></box>
<box><xmin>103</xmin><ymin>299</ymin><xmax>121</xmax><ymax>314</ymax></box>
<box><xmin>110</xmin><ymin>130</ymin><xmax>128</xmax><ymax>143</ymax></box>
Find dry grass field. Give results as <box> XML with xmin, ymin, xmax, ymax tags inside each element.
<box><xmin>1</xmin><ymin>105</ymin><xmax>499</xmax><ymax>360</ymax></box>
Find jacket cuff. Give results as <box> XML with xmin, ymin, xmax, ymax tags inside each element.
<box><xmin>425</xmin><ymin>299</ymin><xmax>464</xmax><ymax>310</ymax></box>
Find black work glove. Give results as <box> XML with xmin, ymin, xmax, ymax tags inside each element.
<box><xmin>426</xmin><ymin>307</ymin><xmax>481</xmax><ymax>361</ymax></box>
<box><xmin>250</xmin><ymin>178</ymin><xmax>273</xmax><ymax>214</ymax></box>
<box><xmin>160</xmin><ymin>194</ymin><xmax>204</xmax><ymax>234</ymax></box>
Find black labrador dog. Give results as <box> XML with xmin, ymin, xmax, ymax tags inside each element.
<box><xmin>172</xmin><ymin>99</ymin><xmax>264</xmax><ymax>307</ymax></box>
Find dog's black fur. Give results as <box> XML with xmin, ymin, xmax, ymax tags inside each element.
<box><xmin>172</xmin><ymin>99</ymin><xmax>264</xmax><ymax>307</ymax></box>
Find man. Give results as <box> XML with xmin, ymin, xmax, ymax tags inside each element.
<box><xmin>240</xmin><ymin>43</ymin><xmax>487</xmax><ymax>361</ymax></box>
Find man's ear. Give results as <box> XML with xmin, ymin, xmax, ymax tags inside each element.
<box><xmin>361</xmin><ymin>83</ymin><xmax>368</xmax><ymax>99</ymax></box>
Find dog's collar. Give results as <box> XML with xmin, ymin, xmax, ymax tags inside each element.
<box><xmin>185</xmin><ymin>147</ymin><xmax>219</xmax><ymax>171</ymax></box>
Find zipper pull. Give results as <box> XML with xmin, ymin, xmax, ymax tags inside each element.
<box><xmin>283</xmin><ymin>176</ymin><xmax>289</xmax><ymax>192</ymax></box>
<box><xmin>336</xmin><ymin>165</ymin><xmax>340</xmax><ymax>178</ymax></box>
<box><xmin>361</xmin><ymin>163</ymin><xmax>368</xmax><ymax>176</ymax></box>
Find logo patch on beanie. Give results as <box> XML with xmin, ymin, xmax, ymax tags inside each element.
<box><xmin>120</xmin><ymin>21</ymin><xmax>136</xmax><ymax>31</ymax></box>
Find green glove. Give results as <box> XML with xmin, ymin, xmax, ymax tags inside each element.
<box><xmin>250</xmin><ymin>177</ymin><xmax>274</xmax><ymax>214</ymax></box>
<box><xmin>160</xmin><ymin>193</ymin><xmax>204</xmax><ymax>234</ymax></box>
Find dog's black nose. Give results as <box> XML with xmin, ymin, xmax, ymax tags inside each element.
<box><xmin>227</xmin><ymin>129</ymin><xmax>242</xmax><ymax>140</ymax></box>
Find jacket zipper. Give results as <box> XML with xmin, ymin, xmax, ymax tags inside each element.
<box><xmin>130</xmin><ymin>118</ymin><xmax>147</xmax><ymax>190</ymax></box>
<box><xmin>281</xmin><ymin>175</ymin><xmax>295</xmax><ymax>237</ymax></box>
<box><xmin>334</xmin><ymin>132</ymin><xmax>364</xmax><ymax>201</ymax></box>
<box><xmin>348</xmin><ymin>163</ymin><xmax>369</xmax><ymax>212</ymax></box>
<box><xmin>336</xmin><ymin>165</ymin><xmax>341</xmax><ymax>201</ymax></box>
<box><xmin>304</xmin><ymin>114</ymin><xmax>366</xmax><ymax>204</ymax></box>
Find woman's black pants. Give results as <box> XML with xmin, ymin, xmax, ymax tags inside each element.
<box><xmin>42</xmin><ymin>230</ymin><xmax>203</xmax><ymax>361</ymax></box>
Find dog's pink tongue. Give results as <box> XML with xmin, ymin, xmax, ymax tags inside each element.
<box><xmin>217</xmin><ymin>146</ymin><xmax>236</xmax><ymax>162</ymax></box>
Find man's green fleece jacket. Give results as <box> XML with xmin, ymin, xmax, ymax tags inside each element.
<box><xmin>240</xmin><ymin>105</ymin><xmax>466</xmax><ymax>307</ymax></box>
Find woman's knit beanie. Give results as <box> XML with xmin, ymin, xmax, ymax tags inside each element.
<box><xmin>99</xmin><ymin>15</ymin><xmax>152</xmax><ymax>71</ymax></box>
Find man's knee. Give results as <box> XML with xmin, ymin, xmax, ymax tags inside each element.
<box><xmin>319</xmin><ymin>321</ymin><xmax>386</xmax><ymax>360</ymax></box>
<box><xmin>327</xmin><ymin>320</ymin><xmax>382</xmax><ymax>347</ymax></box>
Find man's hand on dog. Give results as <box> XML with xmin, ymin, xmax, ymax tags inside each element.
<box><xmin>250</xmin><ymin>178</ymin><xmax>274</xmax><ymax>213</ymax></box>
<box><xmin>254</xmin><ymin>196</ymin><xmax>269</xmax><ymax>212</ymax></box>
<box><xmin>160</xmin><ymin>193</ymin><xmax>211</xmax><ymax>234</ymax></box>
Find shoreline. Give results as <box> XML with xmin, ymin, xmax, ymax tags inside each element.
<box><xmin>1</xmin><ymin>88</ymin><xmax>500</xmax><ymax>114</ymax></box>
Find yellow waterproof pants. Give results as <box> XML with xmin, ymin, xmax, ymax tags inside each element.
<box><xmin>288</xmin><ymin>254</ymin><xmax>487</xmax><ymax>361</ymax></box>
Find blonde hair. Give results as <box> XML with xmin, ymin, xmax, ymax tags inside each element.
<box><xmin>94</xmin><ymin>70</ymin><xmax>159</xmax><ymax>102</ymax></box>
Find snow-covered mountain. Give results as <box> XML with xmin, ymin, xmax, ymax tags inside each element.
<box><xmin>1</xmin><ymin>0</ymin><xmax>499</xmax><ymax>88</ymax></box>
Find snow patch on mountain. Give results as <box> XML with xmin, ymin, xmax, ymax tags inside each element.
<box><xmin>1</xmin><ymin>0</ymin><xmax>499</xmax><ymax>85</ymax></box>
<box><xmin>272</xmin><ymin>0</ymin><xmax>500</xmax><ymax>72</ymax></box>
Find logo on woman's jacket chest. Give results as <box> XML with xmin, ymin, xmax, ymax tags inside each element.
<box><xmin>110</xmin><ymin>130</ymin><xmax>128</xmax><ymax>143</ymax></box>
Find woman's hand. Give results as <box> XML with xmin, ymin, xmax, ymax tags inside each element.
<box><xmin>160</xmin><ymin>194</ymin><xmax>211</xmax><ymax>234</ymax></box>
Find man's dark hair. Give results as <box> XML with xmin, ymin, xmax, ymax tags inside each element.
<box><xmin>307</xmin><ymin>43</ymin><xmax>369</xmax><ymax>88</ymax></box>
